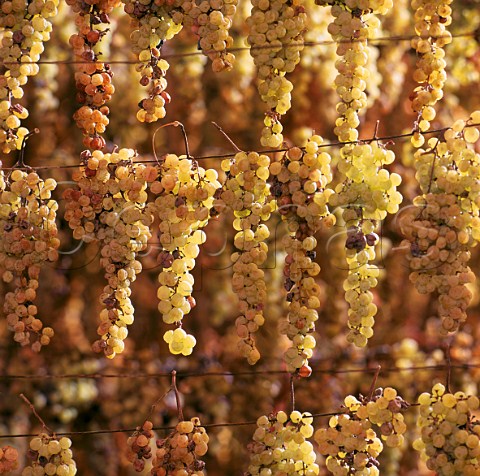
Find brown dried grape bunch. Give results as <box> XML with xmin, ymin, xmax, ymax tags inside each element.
<box><xmin>151</xmin><ymin>417</ymin><xmax>209</xmax><ymax>475</ymax></box>
<box><xmin>0</xmin><ymin>446</ymin><xmax>19</xmax><ymax>474</ymax></box>
<box><xmin>23</xmin><ymin>434</ymin><xmax>76</xmax><ymax>476</ymax></box>
<box><xmin>67</xmin><ymin>0</ymin><xmax>118</xmax><ymax>150</ymax></box>
<box><xmin>0</xmin><ymin>168</ymin><xmax>59</xmax><ymax>351</ymax></box>
<box><xmin>127</xmin><ymin>420</ymin><xmax>155</xmax><ymax>472</ymax></box>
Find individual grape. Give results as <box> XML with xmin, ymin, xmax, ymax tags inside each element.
<box><xmin>23</xmin><ymin>434</ymin><xmax>77</xmax><ymax>476</ymax></box>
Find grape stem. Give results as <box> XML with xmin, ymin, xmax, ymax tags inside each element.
<box><xmin>12</xmin><ymin>128</ymin><xmax>39</xmax><ymax>171</ymax></box>
<box><xmin>171</xmin><ymin>370</ymin><xmax>184</xmax><ymax>422</ymax></box>
<box><xmin>151</xmin><ymin>121</ymin><xmax>190</xmax><ymax>165</ymax></box>
<box><xmin>290</xmin><ymin>374</ymin><xmax>295</xmax><ymax>413</ymax></box>
<box><xmin>19</xmin><ymin>393</ymin><xmax>52</xmax><ymax>434</ymax></box>
<box><xmin>367</xmin><ymin>365</ymin><xmax>381</xmax><ymax>401</ymax></box>
<box><xmin>445</xmin><ymin>342</ymin><xmax>452</xmax><ymax>393</ymax></box>
<box><xmin>211</xmin><ymin>121</ymin><xmax>241</xmax><ymax>152</ymax></box>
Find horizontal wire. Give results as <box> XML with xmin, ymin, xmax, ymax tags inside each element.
<box><xmin>2</xmin><ymin>122</ymin><xmax>478</xmax><ymax>171</ymax></box>
<box><xmin>0</xmin><ymin>362</ymin><xmax>476</xmax><ymax>380</ymax></box>
<box><xmin>0</xmin><ymin>30</ymin><xmax>474</xmax><ymax>66</ymax></box>
<box><xmin>0</xmin><ymin>407</ymin><xmax>423</xmax><ymax>439</ymax></box>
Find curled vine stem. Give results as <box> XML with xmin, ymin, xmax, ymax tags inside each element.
<box><xmin>8</xmin><ymin>128</ymin><xmax>39</xmax><ymax>179</ymax></box>
<box><xmin>212</xmin><ymin>121</ymin><xmax>242</xmax><ymax>152</ymax></box>
<box><xmin>20</xmin><ymin>393</ymin><xmax>53</xmax><ymax>435</ymax></box>
<box><xmin>171</xmin><ymin>370</ymin><xmax>184</xmax><ymax>422</ymax></box>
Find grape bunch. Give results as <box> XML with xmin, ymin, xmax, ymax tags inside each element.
<box><xmin>23</xmin><ymin>434</ymin><xmax>77</xmax><ymax>476</ymax></box>
<box><xmin>269</xmin><ymin>136</ymin><xmax>334</xmax><ymax>373</ymax></box>
<box><xmin>67</xmin><ymin>0</ymin><xmax>118</xmax><ymax>150</ymax></box>
<box><xmin>246</xmin><ymin>410</ymin><xmax>319</xmax><ymax>475</ymax></box>
<box><xmin>151</xmin><ymin>417</ymin><xmax>209</xmax><ymax>475</ymax></box>
<box><xmin>149</xmin><ymin>154</ymin><xmax>221</xmax><ymax>355</ymax></box>
<box><xmin>0</xmin><ymin>446</ymin><xmax>18</xmax><ymax>474</ymax></box>
<box><xmin>315</xmin><ymin>387</ymin><xmax>407</xmax><ymax>475</ymax></box>
<box><xmin>410</xmin><ymin>0</ymin><xmax>452</xmax><ymax>141</ymax></box>
<box><xmin>413</xmin><ymin>383</ymin><xmax>480</xmax><ymax>475</ymax></box>
<box><xmin>182</xmin><ymin>0</ymin><xmax>237</xmax><ymax>72</ymax></box>
<box><xmin>328</xmin><ymin>142</ymin><xmax>402</xmax><ymax>347</ymax></box>
<box><xmin>400</xmin><ymin>114</ymin><xmax>480</xmax><ymax>335</ymax></box>
<box><xmin>0</xmin><ymin>168</ymin><xmax>59</xmax><ymax>350</ymax></box>
<box><xmin>127</xmin><ymin>420</ymin><xmax>155</xmax><ymax>472</ymax></box>
<box><xmin>64</xmin><ymin>148</ymin><xmax>153</xmax><ymax>358</ymax></box>
<box><xmin>122</xmin><ymin>0</ymin><xmax>182</xmax><ymax>123</ymax></box>
<box><xmin>0</xmin><ymin>0</ymin><xmax>59</xmax><ymax>154</ymax></box>
<box><xmin>218</xmin><ymin>151</ymin><xmax>272</xmax><ymax>364</ymax></box>
<box><xmin>246</xmin><ymin>0</ymin><xmax>307</xmax><ymax>147</ymax></box>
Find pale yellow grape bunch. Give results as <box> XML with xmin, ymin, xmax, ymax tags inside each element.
<box><xmin>64</xmin><ymin>149</ymin><xmax>153</xmax><ymax>358</ymax></box>
<box><xmin>315</xmin><ymin>395</ymin><xmax>384</xmax><ymax>475</ymax></box>
<box><xmin>410</xmin><ymin>0</ymin><xmax>452</xmax><ymax>141</ymax></box>
<box><xmin>400</xmin><ymin>115</ymin><xmax>480</xmax><ymax>335</ymax></box>
<box><xmin>318</xmin><ymin>0</ymin><xmax>392</xmax><ymax>143</ymax></box>
<box><xmin>0</xmin><ymin>0</ymin><xmax>59</xmax><ymax>154</ymax></box>
<box><xmin>413</xmin><ymin>383</ymin><xmax>480</xmax><ymax>475</ymax></box>
<box><xmin>149</xmin><ymin>154</ymin><xmax>221</xmax><ymax>355</ymax></box>
<box><xmin>246</xmin><ymin>410</ymin><xmax>319</xmax><ymax>475</ymax></box>
<box><xmin>23</xmin><ymin>434</ymin><xmax>77</xmax><ymax>476</ymax></box>
<box><xmin>218</xmin><ymin>151</ymin><xmax>272</xmax><ymax>365</ymax></box>
<box><xmin>123</xmin><ymin>0</ymin><xmax>183</xmax><ymax>123</ymax></box>
<box><xmin>183</xmin><ymin>0</ymin><xmax>238</xmax><ymax>72</ymax></box>
<box><xmin>328</xmin><ymin>143</ymin><xmax>402</xmax><ymax>347</ymax></box>
<box><xmin>151</xmin><ymin>417</ymin><xmax>209</xmax><ymax>475</ymax></box>
<box><xmin>269</xmin><ymin>137</ymin><xmax>334</xmax><ymax>374</ymax></box>
<box><xmin>246</xmin><ymin>0</ymin><xmax>307</xmax><ymax>147</ymax></box>
<box><xmin>0</xmin><ymin>169</ymin><xmax>59</xmax><ymax>351</ymax></box>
